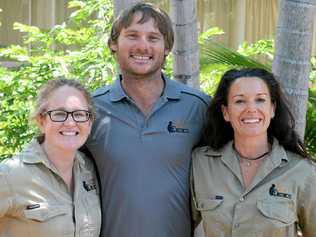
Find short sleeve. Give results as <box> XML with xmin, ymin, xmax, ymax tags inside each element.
<box><xmin>190</xmin><ymin>150</ymin><xmax>201</xmax><ymax>227</ymax></box>
<box><xmin>0</xmin><ymin>168</ymin><xmax>14</xmax><ymax>217</ymax></box>
<box><xmin>298</xmin><ymin>164</ymin><xmax>316</xmax><ymax>236</ymax></box>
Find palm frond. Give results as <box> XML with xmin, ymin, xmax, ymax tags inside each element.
<box><xmin>200</xmin><ymin>40</ymin><xmax>271</xmax><ymax>71</ymax></box>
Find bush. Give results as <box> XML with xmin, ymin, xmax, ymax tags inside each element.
<box><xmin>0</xmin><ymin>0</ymin><xmax>115</xmax><ymax>159</ymax></box>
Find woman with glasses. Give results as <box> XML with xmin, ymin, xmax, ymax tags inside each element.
<box><xmin>0</xmin><ymin>79</ymin><xmax>101</xmax><ymax>237</ymax></box>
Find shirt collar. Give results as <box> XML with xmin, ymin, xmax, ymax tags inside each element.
<box><xmin>22</xmin><ymin>139</ymin><xmax>86</xmax><ymax>168</ymax></box>
<box><xmin>161</xmin><ymin>74</ymin><xmax>182</xmax><ymax>100</ymax></box>
<box><xmin>109</xmin><ymin>74</ymin><xmax>182</xmax><ymax>102</ymax></box>
<box><xmin>268</xmin><ymin>138</ymin><xmax>289</xmax><ymax>166</ymax></box>
<box><xmin>217</xmin><ymin>138</ymin><xmax>289</xmax><ymax>192</ymax></box>
<box><xmin>109</xmin><ymin>75</ymin><xmax>127</xmax><ymax>102</ymax></box>
<box><xmin>22</xmin><ymin>139</ymin><xmax>51</xmax><ymax>166</ymax></box>
<box><xmin>208</xmin><ymin>138</ymin><xmax>289</xmax><ymax>170</ymax></box>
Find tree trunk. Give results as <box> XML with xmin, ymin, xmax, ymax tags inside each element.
<box><xmin>272</xmin><ymin>0</ymin><xmax>316</xmax><ymax>138</ymax></box>
<box><xmin>170</xmin><ymin>0</ymin><xmax>200</xmax><ymax>88</ymax></box>
<box><xmin>113</xmin><ymin>0</ymin><xmax>141</xmax><ymax>16</ymax></box>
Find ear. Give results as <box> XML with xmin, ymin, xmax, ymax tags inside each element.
<box><xmin>271</xmin><ymin>102</ymin><xmax>276</xmax><ymax>118</ymax></box>
<box><xmin>221</xmin><ymin>105</ymin><xmax>230</xmax><ymax>122</ymax></box>
<box><xmin>109</xmin><ymin>42</ymin><xmax>118</xmax><ymax>54</ymax></box>
<box><xmin>35</xmin><ymin>115</ymin><xmax>46</xmax><ymax>133</ymax></box>
<box><xmin>87</xmin><ymin>120</ymin><xmax>93</xmax><ymax>134</ymax></box>
<box><xmin>164</xmin><ymin>49</ymin><xmax>170</xmax><ymax>56</ymax></box>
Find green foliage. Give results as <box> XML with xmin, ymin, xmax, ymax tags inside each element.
<box><xmin>0</xmin><ymin>0</ymin><xmax>115</xmax><ymax>159</ymax></box>
<box><xmin>238</xmin><ymin>40</ymin><xmax>274</xmax><ymax>59</ymax></box>
<box><xmin>199</xmin><ymin>28</ymin><xmax>271</xmax><ymax>95</ymax></box>
<box><xmin>305</xmin><ymin>88</ymin><xmax>316</xmax><ymax>156</ymax></box>
<box><xmin>310</xmin><ymin>57</ymin><xmax>316</xmax><ymax>84</ymax></box>
<box><xmin>1</xmin><ymin>5</ymin><xmax>316</xmax><ymax>159</ymax></box>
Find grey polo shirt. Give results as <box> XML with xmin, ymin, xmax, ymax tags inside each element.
<box><xmin>86</xmin><ymin>75</ymin><xmax>209</xmax><ymax>237</ymax></box>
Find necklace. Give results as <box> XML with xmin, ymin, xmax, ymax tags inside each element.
<box><xmin>235</xmin><ymin>149</ymin><xmax>270</xmax><ymax>167</ymax></box>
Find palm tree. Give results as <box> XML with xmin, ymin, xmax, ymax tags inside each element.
<box><xmin>113</xmin><ymin>0</ymin><xmax>141</xmax><ymax>16</ymax></box>
<box><xmin>170</xmin><ymin>0</ymin><xmax>200</xmax><ymax>88</ymax></box>
<box><xmin>272</xmin><ymin>0</ymin><xmax>316</xmax><ymax>138</ymax></box>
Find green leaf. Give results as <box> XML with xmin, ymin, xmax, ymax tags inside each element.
<box><xmin>199</xmin><ymin>27</ymin><xmax>225</xmax><ymax>43</ymax></box>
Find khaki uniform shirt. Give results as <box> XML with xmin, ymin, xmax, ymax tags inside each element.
<box><xmin>191</xmin><ymin>139</ymin><xmax>316</xmax><ymax>237</ymax></box>
<box><xmin>0</xmin><ymin>140</ymin><xmax>101</xmax><ymax>237</ymax></box>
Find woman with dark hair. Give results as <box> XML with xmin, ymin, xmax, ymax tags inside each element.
<box><xmin>191</xmin><ymin>68</ymin><xmax>316</xmax><ymax>236</ymax></box>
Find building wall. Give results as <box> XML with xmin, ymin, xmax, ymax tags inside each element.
<box><xmin>0</xmin><ymin>0</ymin><xmax>315</xmax><ymax>56</ymax></box>
<box><xmin>0</xmin><ymin>0</ymin><xmax>70</xmax><ymax>47</ymax></box>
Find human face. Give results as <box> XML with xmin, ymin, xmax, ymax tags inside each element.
<box><xmin>37</xmin><ymin>86</ymin><xmax>92</xmax><ymax>153</ymax></box>
<box><xmin>221</xmin><ymin>77</ymin><xmax>275</xmax><ymax>141</ymax></box>
<box><xmin>110</xmin><ymin>12</ymin><xmax>169</xmax><ymax>78</ymax></box>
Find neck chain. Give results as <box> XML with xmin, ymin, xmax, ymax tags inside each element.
<box><xmin>234</xmin><ymin>147</ymin><xmax>270</xmax><ymax>167</ymax></box>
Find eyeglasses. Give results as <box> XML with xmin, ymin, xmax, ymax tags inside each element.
<box><xmin>42</xmin><ymin>110</ymin><xmax>92</xmax><ymax>123</ymax></box>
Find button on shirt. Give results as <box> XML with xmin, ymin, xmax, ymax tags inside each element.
<box><xmin>191</xmin><ymin>139</ymin><xmax>316</xmax><ymax>237</ymax></box>
<box><xmin>0</xmin><ymin>140</ymin><xmax>101</xmax><ymax>237</ymax></box>
<box><xmin>86</xmin><ymin>75</ymin><xmax>209</xmax><ymax>237</ymax></box>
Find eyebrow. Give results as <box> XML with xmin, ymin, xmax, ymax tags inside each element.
<box><xmin>124</xmin><ymin>29</ymin><xmax>162</xmax><ymax>36</ymax></box>
<box><xmin>48</xmin><ymin>107</ymin><xmax>88</xmax><ymax>111</ymax></box>
<box><xmin>48</xmin><ymin>107</ymin><xmax>67</xmax><ymax>110</ymax></box>
<box><xmin>232</xmin><ymin>93</ymin><xmax>268</xmax><ymax>98</ymax></box>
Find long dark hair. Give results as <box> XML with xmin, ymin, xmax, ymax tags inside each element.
<box><xmin>204</xmin><ymin>68</ymin><xmax>309</xmax><ymax>158</ymax></box>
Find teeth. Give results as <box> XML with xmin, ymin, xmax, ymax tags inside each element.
<box><xmin>60</xmin><ymin>131</ymin><xmax>78</xmax><ymax>136</ymax></box>
<box><xmin>132</xmin><ymin>55</ymin><xmax>151</xmax><ymax>60</ymax></box>
<box><xmin>242</xmin><ymin>118</ymin><xmax>260</xmax><ymax>124</ymax></box>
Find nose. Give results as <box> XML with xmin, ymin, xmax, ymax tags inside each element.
<box><xmin>136</xmin><ymin>36</ymin><xmax>150</xmax><ymax>52</ymax></box>
<box><xmin>63</xmin><ymin>114</ymin><xmax>76</xmax><ymax>125</ymax></box>
<box><xmin>246</xmin><ymin>101</ymin><xmax>257</xmax><ymax>112</ymax></box>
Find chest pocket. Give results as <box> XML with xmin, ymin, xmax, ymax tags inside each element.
<box><xmin>257</xmin><ymin>196</ymin><xmax>297</xmax><ymax>227</ymax></box>
<box><xmin>23</xmin><ymin>204</ymin><xmax>68</xmax><ymax>222</ymax></box>
<box><xmin>23</xmin><ymin>203</ymin><xmax>73</xmax><ymax>236</ymax></box>
<box><xmin>195</xmin><ymin>198</ymin><xmax>227</xmax><ymax>235</ymax></box>
<box><xmin>195</xmin><ymin>198</ymin><xmax>224</xmax><ymax>223</ymax></box>
<box><xmin>195</xmin><ymin>198</ymin><xmax>223</xmax><ymax>211</ymax></box>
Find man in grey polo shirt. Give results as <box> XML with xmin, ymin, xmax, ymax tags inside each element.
<box><xmin>86</xmin><ymin>3</ymin><xmax>209</xmax><ymax>237</ymax></box>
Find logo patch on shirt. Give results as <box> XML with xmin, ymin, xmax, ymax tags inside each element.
<box><xmin>83</xmin><ymin>178</ymin><xmax>97</xmax><ymax>192</ymax></box>
<box><xmin>167</xmin><ymin>121</ymin><xmax>189</xmax><ymax>133</ymax></box>
<box><xmin>269</xmin><ymin>184</ymin><xmax>292</xmax><ymax>199</ymax></box>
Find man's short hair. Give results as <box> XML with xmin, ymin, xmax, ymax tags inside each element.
<box><xmin>108</xmin><ymin>3</ymin><xmax>174</xmax><ymax>53</ymax></box>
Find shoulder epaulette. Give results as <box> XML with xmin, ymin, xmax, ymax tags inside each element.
<box><xmin>193</xmin><ymin>146</ymin><xmax>221</xmax><ymax>159</ymax></box>
<box><xmin>92</xmin><ymin>85</ymin><xmax>111</xmax><ymax>98</ymax></box>
<box><xmin>181</xmin><ymin>86</ymin><xmax>211</xmax><ymax>106</ymax></box>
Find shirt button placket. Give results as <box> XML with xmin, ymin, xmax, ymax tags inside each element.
<box><xmin>232</xmin><ymin>196</ymin><xmax>245</xmax><ymax>236</ymax></box>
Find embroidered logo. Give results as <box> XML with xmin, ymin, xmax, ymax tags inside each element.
<box><xmin>269</xmin><ymin>184</ymin><xmax>292</xmax><ymax>199</ymax></box>
<box><xmin>83</xmin><ymin>179</ymin><xmax>97</xmax><ymax>192</ymax></box>
<box><xmin>167</xmin><ymin>121</ymin><xmax>189</xmax><ymax>133</ymax></box>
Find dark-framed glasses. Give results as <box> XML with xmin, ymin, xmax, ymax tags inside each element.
<box><xmin>42</xmin><ymin>110</ymin><xmax>91</xmax><ymax>123</ymax></box>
